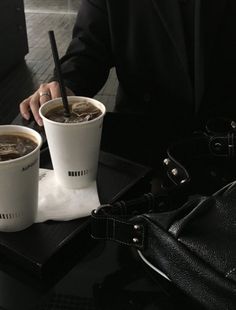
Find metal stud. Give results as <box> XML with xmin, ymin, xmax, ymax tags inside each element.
<box><xmin>180</xmin><ymin>179</ymin><xmax>187</xmax><ymax>184</ymax></box>
<box><xmin>134</xmin><ymin>224</ymin><xmax>141</xmax><ymax>230</ymax></box>
<box><xmin>163</xmin><ymin>158</ymin><xmax>170</xmax><ymax>165</ymax></box>
<box><xmin>171</xmin><ymin>168</ymin><xmax>178</xmax><ymax>176</ymax></box>
<box><xmin>132</xmin><ymin>238</ymin><xmax>139</xmax><ymax>243</ymax></box>
<box><xmin>213</xmin><ymin>142</ymin><xmax>222</xmax><ymax>150</ymax></box>
<box><xmin>231</xmin><ymin>121</ymin><xmax>236</xmax><ymax>129</ymax></box>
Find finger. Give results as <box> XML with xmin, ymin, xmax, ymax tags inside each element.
<box><xmin>48</xmin><ymin>81</ymin><xmax>61</xmax><ymax>99</ymax></box>
<box><xmin>38</xmin><ymin>83</ymin><xmax>52</xmax><ymax>104</ymax></box>
<box><xmin>39</xmin><ymin>92</ymin><xmax>51</xmax><ymax>106</ymax></box>
<box><xmin>19</xmin><ymin>96</ymin><xmax>32</xmax><ymax>120</ymax></box>
<box><xmin>29</xmin><ymin>93</ymin><xmax>43</xmax><ymax>126</ymax></box>
<box><xmin>48</xmin><ymin>81</ymin><xmax>75</xmax><ymax>98</ymax></box>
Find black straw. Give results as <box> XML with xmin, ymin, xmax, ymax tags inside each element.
<box><xmin>48</xmin><ymin>30</ymin><xmax>70</xmax><ymax>118</ymax></box>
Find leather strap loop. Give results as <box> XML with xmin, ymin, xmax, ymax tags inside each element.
<box><xmin>163</xmin><ymin>119</ymin><xmax>236</xmax><ymax>190</ymax></box>
<box><xmin>91</xmin><ymin>210</ymin><xmax>145</xmax><ymax>249</ymax></box>
<box><xmin>91</xmin><ymin>193</ymin><xmax>171</xmax><ymax>249</ymax></box>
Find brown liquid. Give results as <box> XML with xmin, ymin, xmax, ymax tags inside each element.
<box><xmin>45</xmin><ymin>101</ymin><xmax>102</xmax><ymax>123</ymax></box>
<box><xmin>0</xmin><ymin>133</ymin><xmax>37</xmax><ymax>162</ymax></box>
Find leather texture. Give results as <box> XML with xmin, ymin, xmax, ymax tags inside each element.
<box><xmin>142</xmin><ymin>183</ymin><xmax>236</xmax><ymax>309</ymax></box>
<box><xmin>91</xmin><ymin>118</ymin><xmax>236</xmax><ymax>309</ymax></box>
<box><xmin>91</xmin><ymin>182</ymin><xmax>236</xmax><ymax>309</ymax></box>
<box><xmin>162</xmin><ymin>117</ymin><xmax>236</xmax><ymax>195</ymax></box>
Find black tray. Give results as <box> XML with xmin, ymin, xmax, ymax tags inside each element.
<box><xmin>0</xmin><ymin>146</ymin><xmax>152</xmax><ymax>283</ymax></box>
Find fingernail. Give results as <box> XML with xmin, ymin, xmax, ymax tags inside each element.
<box><xmin>37</xmin><ymin>118</ymin><xmax>43</xmax><ymax>126</ymax></box>
<box><xmin>23</xmin><ymin>113</ymin><xmax>30</xmax><ymax>120</ymax></box>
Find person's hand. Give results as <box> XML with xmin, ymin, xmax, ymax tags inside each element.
<box><xmin>19</xmin><ymin>81</ymin><xmax>75</xmax><ymax>126</ymax></box>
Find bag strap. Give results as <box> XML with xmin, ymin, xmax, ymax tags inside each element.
<box><xmin>91</xmin><ymin>191</ymin><xmax>184</xmax><ymax>249</ymax></box>
<box><xmin>91</xmin><ymin>193</ymin><xmax>156</xmax><ymax>249</ymax></box>
<box><xmin>162</xmin><ymin>118</ymin><xmax>236</xmax><ymax>190</ymax></box>
<box><xmin>91</xmin><ymin>118</ymin><xmax>236</xmax><ymax>248</ymax></box>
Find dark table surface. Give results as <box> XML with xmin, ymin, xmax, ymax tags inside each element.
<box><xmin>0</xmin><ymin>236</ymin><xmax>201</xmax><ymax>310</ymax></box>
<box><xmin>0</xmin><ymin>114</ymin><xmax>202</xmax><ymax>310</ymax></box>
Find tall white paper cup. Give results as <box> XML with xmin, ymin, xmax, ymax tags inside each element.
<box><xmin>39</xmin><ymin>96</ymin><xmax>106</xmax><ymax>189</ymax></box>
<box><xmin>0</xmin><ymin>125</ymin><xmax>42</xmax><ymax>232</ymax></box>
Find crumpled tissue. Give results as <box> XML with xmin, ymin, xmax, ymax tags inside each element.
<box><xmin>35</xmin><ymin>169</ymin><xmax>100</xmax><ymax>223</ymax></box>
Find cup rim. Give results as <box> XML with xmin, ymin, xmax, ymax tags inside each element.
<box><xmin>39</xmin><ymin>96</ymin><xmax>106</xmax><ymax>126</ymax></box>
<box><xmin>0</xmin><ymin>125</ymin><xmax>42</xmax><ymax>165</ymax></box>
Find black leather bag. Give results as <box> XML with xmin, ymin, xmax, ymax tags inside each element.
<box><xmin>91</xmin><ymin>182</ymin><xmax>236</xmax><ymax>309</ymax></box>
<box><xmin>161</xmin><ymin>117</ymin><xmax>236</xmax><ymax>195</ymax></box>
<box><xmin>91</xmin><ymin>118</ymin><xmax>236</xmax><ymax>309</ymax></box>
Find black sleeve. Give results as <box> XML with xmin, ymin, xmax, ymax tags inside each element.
<box><xmin>54</xmin><ymin>0</ymin><xmax>114</xmax><ymax>97</ymax></box>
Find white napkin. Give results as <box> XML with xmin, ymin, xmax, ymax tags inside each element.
<box><xmin>35</xmin><ymin>169</ymin><xmax>100</xmax><ymax>223</ymax></box>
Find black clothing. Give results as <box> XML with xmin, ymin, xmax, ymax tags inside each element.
<box><xmin>179</xmin><ymin>0</ymin><xmax>195</xmax><ymax>85</ymax></box>
<box><xmin>58</xmin><ymin>0</ymin><xmax>236</xmax><ymax>167</ymax></box>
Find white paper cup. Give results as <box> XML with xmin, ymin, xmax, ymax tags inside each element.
<box><xmin>0</xmin><ymin>125</ymin><xmax>42</xmax><ymax>232</ymax></box>
<box><xmin>39</xmin><ymin>96</ymin><xmax>106</xmax><ymax>189</ymax></box>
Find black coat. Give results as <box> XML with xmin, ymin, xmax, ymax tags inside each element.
<box><xmin>59</xmin><ymin>0</ymin><xmax>236</xmax><ymax>165</ymax></box>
